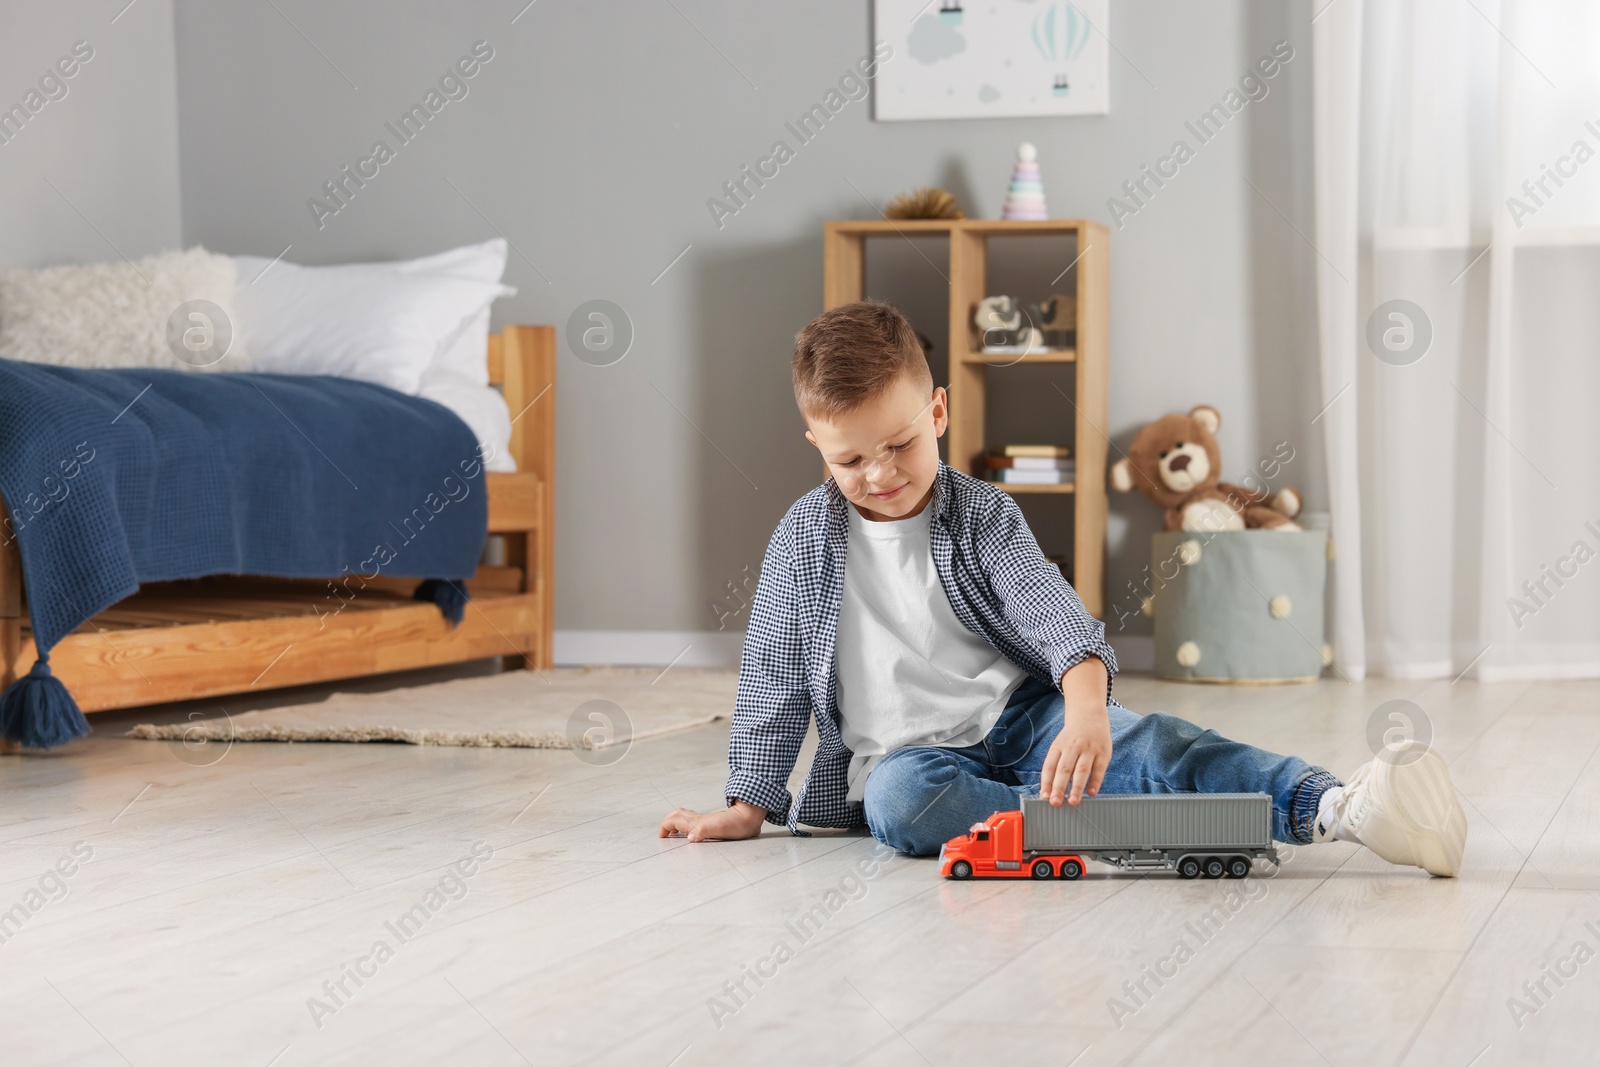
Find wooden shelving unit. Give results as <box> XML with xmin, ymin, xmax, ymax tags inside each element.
<box><xmin>823</xmin><ymin>218</ymin><xmax>1109</xmax><ymax>617</ymax></box>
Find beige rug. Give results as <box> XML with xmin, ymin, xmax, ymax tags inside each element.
<box><xmin>127</xmin><ymin>668</ymin><xmax>736</xmax><ymax>749</ymax></box>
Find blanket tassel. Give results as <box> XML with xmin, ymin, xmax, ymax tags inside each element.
<box><xmin>413</xmin><ymin>578</ymin><xmax>469</xmax><ymax>627</ymax></box>
<box><xmin>0</xmin><ymin>652</ymin><xmax>90</xmax><ymax>749</ymax></box>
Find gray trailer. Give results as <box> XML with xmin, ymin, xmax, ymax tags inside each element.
<box><xmin>1021</xmin><ymin>793</ymin><xmax>1276</xmax><ymax>878</ymax></box>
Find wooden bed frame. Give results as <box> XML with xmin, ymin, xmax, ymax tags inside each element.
<box><xmin>0</xmin><ymin>324</ymin><xmax>555</xmax><ymax>726</ymax></box>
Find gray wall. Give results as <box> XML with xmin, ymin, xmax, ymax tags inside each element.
<box><xmin>0</xmin><ymin>0</ymin><xmax>183</xmax><ymax>270</ymax></box>
<box><xmin>166</xmin><ymin>0</ymin><xmax>1322</xmax><ymax>657</ymax></box>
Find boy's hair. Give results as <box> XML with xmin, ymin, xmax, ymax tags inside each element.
<box><xmin>791</xmin><ymin>300</ymin><xmax>933</xmax><ymax>419</ymax></box>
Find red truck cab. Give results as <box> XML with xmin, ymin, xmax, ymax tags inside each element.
<box><xmin>938</xmin><ymin>810</ymin><xmax>1086</xmax><ymax>880</ymax></box>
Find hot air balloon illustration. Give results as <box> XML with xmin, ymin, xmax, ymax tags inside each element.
<box><xmin>940</xmin><ymin>0</ymin><xmax>963</xmax><ymax>25</ymax></box>
<box><xmin>1032</xmin><ymin>3</ymin><xmax>1091</xmax><ymax>96</ymax></box>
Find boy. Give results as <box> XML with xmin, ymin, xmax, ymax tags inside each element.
<box><xmin>658</xmin><ymin>301</ymin><xmax>1467</xmax><ymax>876</ymax></box>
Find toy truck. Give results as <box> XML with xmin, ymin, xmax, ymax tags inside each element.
<box><xmin>938</xmin><ymin>793</ymin><xmax>1277</xmax><ymax>880</ymax></box>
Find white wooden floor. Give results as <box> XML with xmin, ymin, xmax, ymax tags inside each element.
<box><xmin>4</xmin><ymin>666</ymin><xmax>1598</xmax><ymax>1067</ymax></box>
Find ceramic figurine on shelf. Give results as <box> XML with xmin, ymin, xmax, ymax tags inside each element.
<box><xmin>974</xmin><ymin>295</ymin><xmax>1043</xmax><ymax>354</ymax></box>
<box><xmin>975</xmin><ymin>295</ymin><xmax>1079</xmax><ymax>354</ymax></box>
<box><xmin>1001</xmin><ymin>142</ymin><xmax>1048</xmax><ymax>221</ymax></box>
<box><xmin>1034</xmin><ymin>293</ymin><xmax>1076</xmax><ymax>348</ymax></box>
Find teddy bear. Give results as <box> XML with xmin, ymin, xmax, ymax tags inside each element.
<box><xmin>1110</xmin><ymin>405</ymin><xmax>1302</xmax><ymax>531</ymax></box>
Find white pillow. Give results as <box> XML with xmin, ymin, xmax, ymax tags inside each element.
<box><xmin>391</xmin><ymin>238</ymin><xmax>508</xmax><ymax>387</ymax></box>
<box><xmin>232</xmin><ymin>257</ymin><xmax>509</xmax><ymax>395</ymax></box>
<box><xmin>437</xmin><ymin>305</ymin><xmax>493</xmax><ymax>385</ymax></box>
<box><xmin>0</xmin><ymin>247</ymin><xmax>250</xmax><ymax>372</ymax></box>
<box><xmin>416</xmin><ymin>365</ymin><xmax>517</xmax><ymax>473</ymax></box>
<box><xmin>390</xmin><ymin>237</ymin><xmax>507</xmax><ymax>279</ymax></box>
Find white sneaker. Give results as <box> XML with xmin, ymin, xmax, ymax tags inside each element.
<box><xmin>1315</xmin><ymin>742</ymin><xmax>1468</xmax><ymax>877</ymax></box>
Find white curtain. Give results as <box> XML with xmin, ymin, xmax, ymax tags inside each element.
<box><xmin>1314</xmin><ymin>0</ymin><xmax>1600</xmax><ymax>681</ymax></box>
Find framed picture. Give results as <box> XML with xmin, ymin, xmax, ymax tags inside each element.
<box><xmin>874</xmin><ymin>0</ymin><xmax>1111</xmax><ymax>120</ymax></box>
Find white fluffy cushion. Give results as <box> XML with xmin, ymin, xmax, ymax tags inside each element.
<box><xmin>232</xmin><ymin>255</ymin><xmax>510</xmax><ymax>396</ymax></box>
<box><xmin>0</xmin><ymin>247</ymin><xmax>250</xmax><ymax>372</ymax></box>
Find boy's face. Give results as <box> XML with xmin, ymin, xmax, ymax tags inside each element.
<box><xmin>804</xmin><ymin>373</ymin><xmax>948</xmax><ymax>521</ymax></box>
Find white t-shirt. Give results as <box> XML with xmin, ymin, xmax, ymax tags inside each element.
<box><xmin>835</xmin><ymin>501</ymin><xmax>1028</xmax><ymax>802</ymax></box>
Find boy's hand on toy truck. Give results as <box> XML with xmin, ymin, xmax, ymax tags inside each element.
<box><xmin>658</xmin><ymin>799</ymin><xmax>767</xmax><ymax>842</ymax></box>
<box><xmin>1044</xmin><ymin>656</ymin><xmax>1114</xmax><ymax>806</ymax></box>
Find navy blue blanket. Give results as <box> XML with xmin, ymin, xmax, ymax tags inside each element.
<box><xmin>0</xmin><ymin>359</ymin><xmax>490</xmax><ymax>747</ymax></box>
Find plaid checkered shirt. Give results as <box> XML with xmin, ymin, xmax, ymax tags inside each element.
<box><xmin>724</xmin><ymin>462</ymin><xmax>1118</xmax><ymax>835</ymax></box>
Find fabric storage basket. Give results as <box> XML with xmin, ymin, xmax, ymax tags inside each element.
<box><xmin>1149</xmin><ymin>530</ymin><xmax>1329</xmax><ymax>683</ymax></box>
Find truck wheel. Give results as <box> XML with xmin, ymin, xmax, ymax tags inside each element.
<box><xmin>951</xmin><ymin>860</ymin><xmax>972</xmax><ymax>879</ymax></box>
<box><xmin>1060</xmin><ymin>859</ymin><xmax>1083</xmax><ymax>880</ymax></box>
<box><xmin>1203</xmin><ymin>857</ymin><xmax>1226</xmax><ymax>879</ymax></box>
<box><xmin>1030</xmin><ymin>859</ymin><xmax>1054</xmax><ymax>879</ymax></box>
<box><xmin>1227</xmin><ymin>856</ymin><xmax>1251</xmax><ymax>879</ymax></box>
<box><xmin>1178</xmin><ymin>857</ymin><xmax>1201</xmax><ymax>879</ymax></box>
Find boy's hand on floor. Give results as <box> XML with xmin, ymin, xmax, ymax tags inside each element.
<box><xmin>1044</xmin><ymin>656</ymin><xmax>1114</xmax><ymax>806</ymax></box>
<box><xmin>658</xmin><ymin>799</ymin><xmax>767</xmax><ymax>842</ymax></box>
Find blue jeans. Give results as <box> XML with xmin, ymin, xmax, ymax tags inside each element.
<box><xmin>861</xmin><ymin>676</ymin><xmax>1340</xmax><ymax>856</ymax></box>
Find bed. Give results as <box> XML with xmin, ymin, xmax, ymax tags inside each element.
<box><xmin>0</xmin><ymin>323</ymin><xmax>554</xmax><ymax>749</ymax></box>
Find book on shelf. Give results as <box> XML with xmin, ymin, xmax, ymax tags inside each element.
<box><xmin>984</xmin><ymin>454</ymin><xmax>1073</xmax><ymax>471</ymax></box>
<box><xmin>988</xmin><ymin>466</ymin><xmax>1074</xmax><ymax>485</ymax></box>
<box><xmin>990</xmin><ymin>444</ymin><xmax>1071</xmax><ymax>459</ymax></box>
